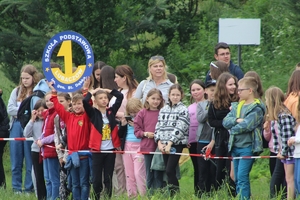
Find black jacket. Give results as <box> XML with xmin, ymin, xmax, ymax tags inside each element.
<box><xmin>0</xmin><ymin>93</ymin><xmax>9</xmax><ymax>134</ymax></box>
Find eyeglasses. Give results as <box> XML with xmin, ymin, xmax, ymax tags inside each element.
<box><xmin>151</xmin><ymin>55</ymin><xmax>165</xmax><ymax>61</ymax></box>
<box><xmin>210</xmin><ymin>62</ymin><xmax>218</xmax><ymax>68</ymax></box>
<box><xmin>237</xmin><ymin>88</ymin><xmax>250</xmax><ymax>92</ymax></box>
<box><xmin>218</xmin><ymin>52</ymin><xmax>230</xmax><ymax>57</ymax></box>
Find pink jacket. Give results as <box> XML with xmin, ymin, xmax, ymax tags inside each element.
<box><xmin>263</xmin><ymin>120</ymin><xmax>279</xmax><ymax>153</ymax></box>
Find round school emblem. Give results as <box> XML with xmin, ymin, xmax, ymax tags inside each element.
<box><xmin>42</xmin><ymin>31</ymin><xmax>94</xmax><ymax>92</ymax></box>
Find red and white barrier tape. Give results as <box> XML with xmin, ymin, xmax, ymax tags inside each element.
<box><xmin>2</xmin><ymin>138</ymin><xmax>286</xmax><ymax>160</ymax></box>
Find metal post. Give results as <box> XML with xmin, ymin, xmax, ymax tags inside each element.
<box><xmin>238</xmin><ymin>45</ymin><xmax>242</xmax><ymax>68</ymax></box>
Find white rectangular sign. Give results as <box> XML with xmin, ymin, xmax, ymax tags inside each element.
<box><xmin>219</xmin><ymin>18</ymin><xmax>261</xmax><ymax>45</ymax></box>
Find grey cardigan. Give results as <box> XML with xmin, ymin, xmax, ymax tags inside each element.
<box><xmin>196</xmin><ymin>100</ymin><xmax>215</xmax><ymax>142</ymax></box>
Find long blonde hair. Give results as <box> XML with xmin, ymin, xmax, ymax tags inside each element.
<box><xmin>265</xmin><ymin>86</ymin><xmax>289</xmax><ymax>120</ymax></box>
<box><xmin>17</xmin><ymin>64</ymin><xmax>40</xmax><ymax>101</ymax></box>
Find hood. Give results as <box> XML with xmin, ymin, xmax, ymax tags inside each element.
<box><xmin>33</xmin><ymin>79</ymin><xmax>51</xmax><ymax>94</ymax></box>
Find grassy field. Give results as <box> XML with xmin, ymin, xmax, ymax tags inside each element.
<box><xmin>0</xmin><ymin>146</ymin><xmax>273</xmax><ymax>200</ymax></box>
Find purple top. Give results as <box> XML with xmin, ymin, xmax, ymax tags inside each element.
<box><xmin>134</xmin><ymin>108</ymin><xmax>159</xmax><ymax>152</ymax></box>
<box><xmin>188</xmin><ymin>102</ymin><xmax>198</xmax><ymax>143</ymax></box>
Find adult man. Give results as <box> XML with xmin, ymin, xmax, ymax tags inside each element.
<box><xmin>205</xmin><ymin>42</ymin><xmax>244</xmax><ymax>83</ymax></box>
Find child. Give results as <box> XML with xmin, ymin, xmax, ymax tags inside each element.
<box><xmin>265</xmin><ymin>86</ymin><xmax>296</xmax><ymax>200</ymax></box>
<box><xmin>81</xmin><ymin>77</ymin><xmax>123</xmax><ymax>200</ymax></box>
<box><xmin>36</xmin><ymin>92</ymin><xmax>60</xmax><ymax>200</ymax></box>
<box><xmin>207</xmin><ymin>72</ymin><xmax>239</xmax><ymax>194</ymax></box>
<box><xmin>154</xmin><ymin>84</ymin><xmax>190</xmax><ymax>197</ymax></box>
<box><xmin>23</xmin><ymin>99</ymin><xmax>47</xmax><ymax>200</ymax></box>
<box><xmin>288</xmin><ymin>96</ymin><xmax>300</xmax><ymax>197</ymax></box>
<box><xmin>119</xmin><ymin>98</ymin><xmax>146</xmax><ymax>197</ymax></box>
<box><xmin>48</xmin><ymin>82</ymin><xmax>91</xmax><ymax>200</ymax></box>
<box><xmin>187</xmin><ymin>79</ymin><xmax>205</xmax><ymax>195</ymax></box>
<box><xmin>196</xmin><ymin>79</ymin><xmax>216</xmax><ymax>196</ymax></box>
<box><xmin>54</xmin><ymin>92</ymin><xmax>72</xmax><ymax>200</ymax></box>
<box><xmin>223</xmin><ymin>77</ymin><xmax>265</xmax><ymax>200</ymax></box>
<box><xmin>134</xmin><ymin>88</ymin><xmax>164</xmax><ymax>192</ymax></box>
<box><xmin>7</xmin><ymin>64</ymin><xmax>40</xmax><ymax>193</ymax></box>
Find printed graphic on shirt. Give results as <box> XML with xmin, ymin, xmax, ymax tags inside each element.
<box><xmin>102</xmin><ymin>124</ymin><xmax>111</xmax><ymax>140</ymax></box>
<box><xmin>78</xmin><ymin>120</ymin><xmax>83</xmax><ymax>127</ymax></box>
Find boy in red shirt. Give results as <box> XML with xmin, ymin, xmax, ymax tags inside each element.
<box><xmin>48</xmin><ymin>82</ymin><xmax>91</xmax><ymax>200</ymax></box>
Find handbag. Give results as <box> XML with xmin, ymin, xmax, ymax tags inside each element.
<box><xmin>150</xmin><ymin>147</ymin><xmax>165</xmax><ymax>171</ymax></box>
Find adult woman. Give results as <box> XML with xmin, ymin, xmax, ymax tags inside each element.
<box><xmin>207</xmin><ymin>72</ymin><xmax>239</xmax><ymax>196</ymax></box>
<box><xmin>134</xmin><ymin>55</ymin><xmax>174</xmax><ymax>104</ymax></box>
<box><xmin>109</xmin><ymin>65</ymin><xmax>138</xmax><ymax>196</ymax></box>
<box><xmin>7</xmin><ymin>64</ymin><xmax>40</xmax><ymax>193</ymax></box>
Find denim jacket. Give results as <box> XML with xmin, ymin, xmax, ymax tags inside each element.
<box><xmin>223</xmin><ymin>99</ymin><xmax>265</xmax><ymax>152</ymax></box>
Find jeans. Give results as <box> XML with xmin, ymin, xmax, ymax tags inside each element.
<box><xmin>32</xmin><ymin>151</ymin><xmax>46</xmax><ymax>200</ymax></box>
<box><xmin>0</xmin><ymin>130</ymin><xmax>8</xmax><ymax>188</ymax></box>
<box><xmin>231</xmin><ymin>146</ymin><xmax>254</xmax><ymax>200</ymax></box>
<box><xmin>163</xmin><ymin>145</ymin><xmax>185</xmax><ymax>197</ymax></box>
<box><xmin>188</xmin><ymin>142</ymin><xmax>199</xmax><ymax>194</ymax></box>
<box><xmin>92</xmin><ymin>151</ymin><xmax>115</xmax><ymax>200</ymax></box>
<box><xmin>9</xmin><ymin>120</ymin><xmax>33</xmax><ymax>192</ymax></box>
<box><xmin>270</xmin><ymin>157</ymin><xmax>286</xmax><ymax>199</ymax></box>
<box><xmin>295</xmin><ymin>158</ymin><xmax>300</xmax><ymax>198</ymax></box>
<box><xmin>70</xmin><ymin>158</ymin><xmax>90</xmax><ymax>200</ymax></box>
<box><xmin>43</xmin><ymin>158</ymin><xmax>60</xmax><ymax>200</ymax></box>
<box><xmin>144</xmin><ymin>154</ymin><xmax>164</xmax><ymax>191</ymax></box>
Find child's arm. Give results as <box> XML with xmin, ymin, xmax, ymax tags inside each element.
<box><xmin>224</xmin><ymin>107</ymin><xmax>264</xmax><ymax>135</ymax></box>
<box><xmin>82</xmin><ymin>92</ymin><xmax>95</xmax><ymax>118</ymax></box>
<box><xmin>278</xmin><ymin>114</ymin><xmax>296</xmax><ymax>157</ymax></box>
<box><xmin>48</xmin><ymin>82</ymin><xmax>71</xmax><ymax>122</ymax></box>
<box><xmin>197</xmin><ymin>102</ymin><xmax>208</xmax><ymax>123</ymax></box>
<box><xmin>263</xmin><ymin>121</ymin><xmax>271</xmax><ymax>142</ymax></box>
<box><xmin>108</xmin><ymin>89</ymin><xmax>124</xmax><ymax>115</ymax></box>
<box><xmin>134</xmin><ymin>110</ymin><xmax>145</xmax><ymax>139</ymax></box>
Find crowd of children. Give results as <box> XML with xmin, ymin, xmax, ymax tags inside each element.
<box><xmin>1</xmin><ymin>45</ymin><xmax>300</xmax><ymax>200</ymax></box>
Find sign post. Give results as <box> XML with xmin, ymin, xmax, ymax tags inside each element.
<box><xmin>42</xmin><ymin>31</ymin><xmax>94</xmax><ymax>92</ymax></box>
<box><xmin>219</xmin><ymin>18</ymin><xmax>261</xmax><ymax>68</ymax></box>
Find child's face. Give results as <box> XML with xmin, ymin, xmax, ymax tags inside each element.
<box><xmin>205</xmin><ymin>86</ymin><xmax>215</xmax><ymax>101</ymax></box>
<box><xmin>45</xmin><ymin>94</ymin><xmax>54</xmax><ymax>109</ymax></box>
<box><xmin>21</xmin><ymin>72</ymin><xmax>33</xmax><ymax>88</ymax></box>
<box><xmin>146</xmin><ymin>93</ymin><xmax>162</xmax><ymax>110</ymax></box>
<box><xmin>58</xmin><ymin>96</ymin><xmax>71</xmax><ymax>111</ymax></box>
<box><xmin>94</xmin><ymin>69</ymin><xmax>101</xmax><ymax>83</ymax></box>
<box><xmin>226</xmin><ymin>78</ymin><xmax>236</xmax><ymax>95</ymax></box>
<box><xmin>72</xmin><ymin>100</ymin><xmax>84</xmax><ymax>114</ymax></box>
<box><xmin>169</xmin><ymin>89</ymin><xmax>181</xmax><ymax>105</ymax></box>
<box><xmin>94</xmin><ymin>93</ymin><xmax>108</xmax><ymax>108</ymax></box>
<box><xmin>36</xmin><ymin>107</ymin><xmax>45</xmax><ymax>119</ymax></box>
<box><xmin>237</xmin><ymin>83</ymin><xmax>251</xmax><ymax>101</ymax></box>
<box><xmin>190</xmin><ymin>83</ymin><xmax>204</xmax><ymax>102</ymax></box>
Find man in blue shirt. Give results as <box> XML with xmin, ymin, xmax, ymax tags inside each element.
<box><xmin>205</xmin><ymin>42</ymin><xmax>244</xmax><ymax>84</ymax></box>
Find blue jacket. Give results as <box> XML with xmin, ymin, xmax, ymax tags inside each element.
<box><xmin>223</xmin><ymin>99</ymin><xmax>265</xmax><ymax>152</ymax></box>
<box><xmin>205</xmin><ymin>61</ymin><xmax>244</xmax><ymax>84</ymax></box>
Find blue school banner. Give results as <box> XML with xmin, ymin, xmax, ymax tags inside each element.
<box><xmin>42</xmin><ymin>31</ymin><xmax>94</xmax><ymax>92</ymax></box>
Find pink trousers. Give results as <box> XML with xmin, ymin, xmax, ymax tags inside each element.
<box><xmin>123</xmin><ymin>141</ymin><xmax>146</xmax><ymax>197</ymax></box>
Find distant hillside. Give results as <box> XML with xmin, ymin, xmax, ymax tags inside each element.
<box><xmin>0</xmin><ymin>66</ymin><xmax>16</xmax><ymax>104</ymax></box>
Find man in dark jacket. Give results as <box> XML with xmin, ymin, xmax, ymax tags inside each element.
<box><xmin>205</xmin><ymin>42</ymin><xmax>244</xmax><ymax>84</ymax></box>
<box><xmin>0</xmin><ymin>89</ymin><xmax>10</xmax><ymax>188</ymax></box>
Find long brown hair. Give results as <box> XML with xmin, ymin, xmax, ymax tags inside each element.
<box><xmin>115</xmin><ymin>65</ymin><xmax>138</xmax><ymax>99</ymax></box>
<box><xmin>213</xmin><ymin>72</ymin><xmax>239</xmax><ymax>109</ymax></box>
<box><xmin>286</xmin><ymin>70</ymin><xmax>300</xmax><ymax>96</ymax></box>
<box><xmin>17</xmin><ymin>64</ymin><xmax>40</xmax><ymax>101</ymax></box>
<box><xmin>210</xmin><ymin>61</ymin><xmax>229</xmax><ymax>80</ymax></box>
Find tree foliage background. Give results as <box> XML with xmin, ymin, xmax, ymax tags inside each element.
<box><xmin>0</xmin><ymin>0</ymin><xmax>299</xmax><ymax>91</ymax></box>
